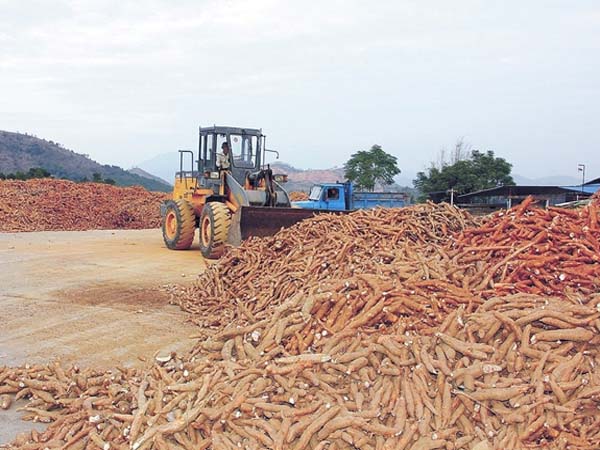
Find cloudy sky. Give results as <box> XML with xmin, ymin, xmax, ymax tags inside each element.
<box><xmin>1</xmin><ymin>0</ymin><xmax>599</xmax><ymax>181</ymax></box>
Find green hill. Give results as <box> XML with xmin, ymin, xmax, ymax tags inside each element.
<box><xmin>0</xmin><ymin>130</ymin><xmax>172</xmax><ymax>192</ymax></box>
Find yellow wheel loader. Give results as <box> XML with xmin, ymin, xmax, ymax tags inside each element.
<box><xmin>161</xmin><ymin>126</ymin><xmax>316</xmax><ymax>258</ymax></box>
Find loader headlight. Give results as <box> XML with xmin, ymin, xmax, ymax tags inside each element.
<box><xmin>274</xmin><ymin>174</ymin><xmax>288</xmax><ymax>183</ymax></box>
<box><xmin>204</xmin><ymin>171</ymin><xmax>220</xmax><ymax>179</ymax></box>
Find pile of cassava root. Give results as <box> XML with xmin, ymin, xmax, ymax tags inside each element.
<box><xmin>2</xmin><ymin>197</ymin><xmax>600</xmax><ymax>449</ymax></box>
<box><xmin>174</xmin><ymin>202</ymin><xmax>479</xmax><ymax>334</ymax></box>
<box><xmin>174</xmin><ymin>198</ymin><xmax>599</xmax><ymax>336</ymax></box>
<box><xmin>3</xmin><ymin>292</ymin><xmax>600</xmax><ymax>449</ymax></box>
<box><xmin>288</xmin><ymin>192</ymin><xmax>309</xmax><ymax>202</ymax></box>
<box><xmin>0</xmin><ymin>179</ymin><xmax>167</xmax><ymax>232</ymax></box>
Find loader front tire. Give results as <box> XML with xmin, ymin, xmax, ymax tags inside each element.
<box><xmin>162</xmin><ymin>199</ymin><xmax>196</xmax><ymax>250</ymax></box>
<box><xmin>199</xmin><ymin>202</ymin><xmax>231</xmax><ymax>259</ymax></box>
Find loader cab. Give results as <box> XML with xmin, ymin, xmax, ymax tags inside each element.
<box><xmin>197</xmin><ymin>126</ymin><xmax>264</xmax><ymax>189</ymax></box>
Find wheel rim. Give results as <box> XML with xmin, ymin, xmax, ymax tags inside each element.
<box><xmin>201</xmin><ymin>215</ymin><xmax>212</xmax><ymax>247</ymax></box>
<box><xmin>165</xmin><ymin>211</ymin><xmax>178</xmax><ymax>239</ymax></box>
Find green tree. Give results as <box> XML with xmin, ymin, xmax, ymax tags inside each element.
<box><xmin>414</xmin><ymin>149</ymin><xmax>514</xmax><ymax>202</ymax></box>
<box><xmin>0</xmin><ymin>168</ymin><xmax>52</xmax><ymax>180</ymax></box>
<box><xmin>344</xmin><ymin>145</ymin><xmax>401</xmax><ymax>191</ymax></box>
<box><xmin>103</xmin><ymin>178</ymin><xmax>116</xmax><ymax>185</ymax></box>
<box><xmin>27</xmin><ymin>167</ymin><xmax>51</xmax><ymax>178</ymax></box>
<box><xmin>92</xmin><ymin>172</ymin><xmax>103</xmax><ymax>182</ymax></box>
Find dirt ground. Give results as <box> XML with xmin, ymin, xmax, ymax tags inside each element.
<box><xmin>0</xmin><ymin>229</ymin><xmax>207</xmax><ymax>444</ymax></box>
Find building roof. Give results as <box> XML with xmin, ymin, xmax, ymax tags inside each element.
<box><xmin>562</xmin><ymin>184</ymin><xmax>600</xmax><ymax>195</ymax></box>
<box><xmin>585</xmin><ymin>177</ymin><xmax>600</xmax><ymax>185</ymax></box>
<box><xmin>457</xmin><ymin>185</ymin><xmax>591</xmax><ymax>200</ymax></box>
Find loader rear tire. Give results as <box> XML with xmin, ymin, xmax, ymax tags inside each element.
<box><xmin>199</xmin><ymin>202</ymin><xmax>231</xmax><ymax>259</ymax></box>
<box><xmin>162</xmin><ymin>199</ymin><xmax>196</xmax><ymax>250</ymax></box>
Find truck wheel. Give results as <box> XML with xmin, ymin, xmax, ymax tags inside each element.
<box><xmin>162</xmin><ymin>199</ymin><xmax>196</xmax><ymax>250</ymax></box>
<box><xmin>199</xmin><ymin>202</ymin><xmax>231</xmax><ymax>258</ymax></box>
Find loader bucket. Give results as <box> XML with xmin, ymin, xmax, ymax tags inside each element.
<box><xmin>240</xmin><ymin>206</ymin><xmax>320</xmax><ymax>240</ymax></box>
<box><xmin>227</xmin><ymin>206</ymin><xmax>320</xmax><ymax>246</ymax></box>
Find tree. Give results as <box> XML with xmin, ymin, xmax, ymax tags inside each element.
<box><xmin>414</xmin><ymin>149</ymin><xmax>514</xmax><ymax>202</ymax></box>
<box><xmin>92</xmin><ymin>172</ymin><xmax>103</xmax><ymax>182</ymax></box>
<box><xmin>0</xmin><ymin>168</ymin><xmax>52</xmax><ymax>181</ymax></box>
<box><xmin>344</xmin><ymin>145</ymin><xmax>401</xmax><ymax>191</ymax></box>
<box><xmin>27</xmin><ymin>168</ymin><xmax>51</xmax><ymax>178</ymax></box>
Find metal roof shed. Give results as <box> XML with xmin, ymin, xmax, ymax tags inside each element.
<box><xmin>457</xmin><ymin>185</ymin><xmax>591</xmax><ymax>209</ymax></box>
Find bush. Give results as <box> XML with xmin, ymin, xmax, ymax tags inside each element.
<box><xmin>0</xmin><ymin>168</ymin><xmax>53</xmax><ymax>181</ymax></box>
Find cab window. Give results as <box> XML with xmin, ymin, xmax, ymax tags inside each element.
<box><xmin>309</xmin><ymin>186</ymin><xmax>322</xmax><ymax>201</ymax></box>
<box><xmin>230</xmin><ymin>135</ymin><xmax>256</xmax><ymax>168</ymax></box>
<box><xmin>204</xmin><ymin>134</ymin><xmax>214</xmax><ymax>166</ymax></box>
<box><xmin>326</xmin><ymin>187</ymin><xmax>340</xmax><ymax>200</ymax></box>
<box><xmin>216</xmin><ymin>134</ymin><xmax>228</xmax><ymax>155</ymax></box>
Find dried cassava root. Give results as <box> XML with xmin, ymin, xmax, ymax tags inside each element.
<box><xmin>173</xmin><ymin>197</ymin><xmax>599</xmax><ymax>341</ymax></box>
<box><xmin>452</xmin><ymin>195</ymin><xmax>600</xmax><ymax>296</ymax></box>
<box><xmin>3</xmin><ymin>294</ymin><xmax>600</xmax><ymax>449</ymax></box>
<box><xmin>173</xmin><ymin>202</ymin><xmax>479</xmax><ymax>334</ymax></box>
<box><xmin>2</xmin><ymin>197</ymin><xmax>600</xmax><ymax>449</ymax></box>
<box><xmin>288</xmin><ymin>191</ymin><xmax>309</xmax><ymax>202</ymax></box>
<box><xmin>0</xmin><ymin>179</ymin><xmax>167</xmax><ymax>232</ymax></box>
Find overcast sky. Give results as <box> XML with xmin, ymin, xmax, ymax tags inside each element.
<box><xmin>1</xmin><ymin>0</ymin><xmax>599</xmax><ymax>181</ymax></box>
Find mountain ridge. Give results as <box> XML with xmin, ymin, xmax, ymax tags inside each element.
<box><xmin>0</xmin><ymin>131</ymin><xmax>172</xmax><ymax>192</ymax></box>
<box><xmin>128</xmin><ymin>167</ymin><xmax>171</xmax><ymax>186</ymax></box>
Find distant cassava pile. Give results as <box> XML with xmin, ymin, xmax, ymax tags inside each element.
<box><xmin>0</xmin><ymin>179</ymin><xmax>167</xmax><ymax>232</ymax></box>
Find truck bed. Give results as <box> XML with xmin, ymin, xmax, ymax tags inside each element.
<box><xmin>352</xmin><ymin>191</ymin><xmax>407</xmax><ymax>209</ymax></box>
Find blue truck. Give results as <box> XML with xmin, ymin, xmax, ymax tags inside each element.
<box><xmin>292</xmin><ymin>182</ymin><xmax>408</xmax><ymax>211</ymax></box>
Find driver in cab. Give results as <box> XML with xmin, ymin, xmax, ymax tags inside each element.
<box><xmin>217</xmin><ymin>142</ymin><xmax>231</xmax><ymax>170</ymax></box>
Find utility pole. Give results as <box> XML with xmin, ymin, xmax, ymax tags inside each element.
<box><xmin>448</xmin><ymin>187</ymin><xmax>455</xmax><ymax>206</ymax></box>
<box><xmin>578</xmin><ymin>164</ymin><xmax>586</xmax><ymax>194</ymax></box>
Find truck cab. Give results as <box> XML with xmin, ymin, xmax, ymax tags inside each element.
<box><xmin>293</xmin><ymin>182</ymin><xmax>352</xmax><ymax>211</ymax></box>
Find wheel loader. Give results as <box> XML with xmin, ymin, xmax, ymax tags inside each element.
<box><xmin>161</xmin><ymin>126</ymin><xmax>317</xmax><ymax>258</ymax></box>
